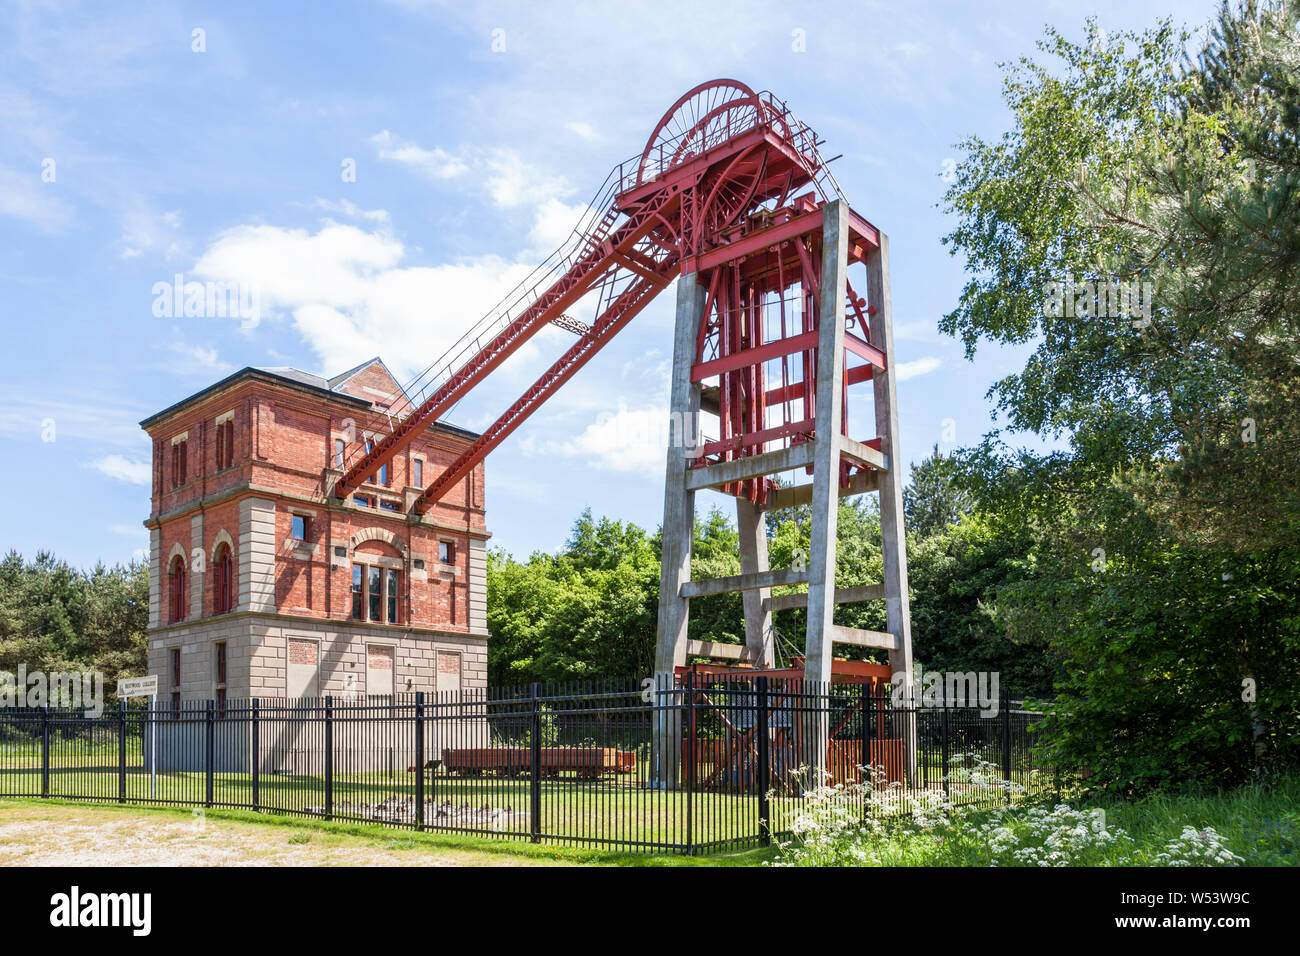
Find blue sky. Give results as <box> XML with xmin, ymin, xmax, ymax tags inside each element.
<box><xmin>0</xmin><ymin>0</ymin><xmax>1220</xmax><ymax>569</ymax></box>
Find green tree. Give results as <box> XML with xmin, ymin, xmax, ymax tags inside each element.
<box><xmin>940</xmin><ymin>3</ymin><xmax>1300</xmax><ymax>791</ymax></box>
<box><xmin>0</xmin><ymin>551</ymin><xmax>149</xmax><ymax>698</ymax></box>
<box><xmin>904</xmin><ymin>445</ymin><xmax>974</xmax><ymax>539</ymax></box>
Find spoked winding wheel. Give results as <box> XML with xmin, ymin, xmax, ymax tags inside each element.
<box><xmin>637</xmin><ymin>79</ymin><xmax>779</xmax><ymax>185</ymax></box>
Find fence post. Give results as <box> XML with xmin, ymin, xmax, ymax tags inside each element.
<box><xmin>941</xmin><ymin>696</ymin><xmax>951</xmax><ymax>799</ymax></box>
<box><xmin>1000</xmin><ymin>691</ymin><xmax>1012</xmax><ymax>803</ymax></box>
<box><xmin>413</xmin><ymin>692</ymin><xmax>425</xmax><ymax>829</ymax></box>
<box><xmin>204</xmin><ymin>699</ymin><xmax>214</xmax><ymax>808</ymax></box>
<box><xmin>40</xmin><ymin>705</ymin><xmax>50</xmax><ymax>798</ymax></box>
<box><xmin>324</xmin><ymin>696</ymin><xmax>333</xmax><ymax>820</ymax></box>
<box><xmin>251</xmin><ymin>698</ymin><xmax>260</xmax><ymax>812</ymax></box>
<box><xmin>684</xmin><ymin>671</ymin><xmax>695</xmax><ymax>854</ymax></box>
<box><xmin>118</xmin><ymin>700</ymin><xmax>127</xmax><ymax>804</ymax></box>
<box><xmin>858</xmin><ymin>682</ymin><xmax>870</xmax><ymax>785</ymax></box>
<box><xmin>529</xmin><ymin>683</ymin><xmax>541</xmax><ymax>843</ymax></box>
<box><xmin>757</xmin><ymin>676</ymin><xmax>770</xmax><ymax>847</ymax></box>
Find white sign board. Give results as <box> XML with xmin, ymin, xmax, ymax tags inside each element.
<box><xmin>117</xmin><ymin>676</ymin><xmax>159</xmax><ymax>698</ymax></box>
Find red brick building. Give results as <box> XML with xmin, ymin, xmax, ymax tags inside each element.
<box><xmin>140</xmin><ymin>358</ymin><xmax>489</xmax><ymax>705</ymax></box>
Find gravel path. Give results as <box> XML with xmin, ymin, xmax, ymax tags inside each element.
<box><xmin>0</xmin><ymin>804</ymin><xmax>558</xmax><ymax>867</ymax></box>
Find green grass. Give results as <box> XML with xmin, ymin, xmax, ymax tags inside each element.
<box><xmin>0</xmin><ymin>756</ymin><xmax>1050</xmax><ymax>854</ymax></box>
<box><xmin>1088</xmin><ymin>775</ymin><xmax>1300</xmax><ymax>866</ymax></box>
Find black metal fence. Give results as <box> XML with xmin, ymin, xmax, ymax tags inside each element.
<box><xmin>0</xmin><ymin>676</ymin><xmax>1049</xmax><ymax>854</ymax></box>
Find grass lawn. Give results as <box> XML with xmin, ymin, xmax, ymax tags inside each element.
<box><xmin>0</xmin><ymin>756</ymin><xmax>1048</xmax><ymax>853</ymax></box>
<box><xmin>0</xmin><ymin>798</ymin><xmax>771</xmax><ymax>867</ymax></box>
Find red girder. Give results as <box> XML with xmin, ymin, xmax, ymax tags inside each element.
<box><xmin>333</xmin><ymin>189</ymin><xmax>674</xmax><ymax>499</ymax></box>
<box><xmin>412</xmin><ymin>269</ymin><xmax>672</xmax><ymax>513</ymax></box>
<box><xmin>323</xmin><ymin>80</ymin><xmax>878</xmax><ymax>521</ymax></box>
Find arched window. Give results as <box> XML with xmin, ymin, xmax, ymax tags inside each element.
<box><xmin>213</xmin><ymin>544</ymin><xmax>234</xmax><ymax>615</ymax></box>
<box><xmin>169</xmin><ymin>555</ymin><xmax>187</xmax><ymax>623</ymax></box>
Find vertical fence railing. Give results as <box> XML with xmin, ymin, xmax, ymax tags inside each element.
<box><xmin>0</xmin><ymin>681</ymin><xmax>1047</xmax><ymax>853</ymax></box>
<box><xmin>251</xmin><ymin>698</ymin><xmax>260</xmax><ymax>811</ymax></box>
<box><xmin>684</xmin><ymin>671</ymin><xmax>695</xmax><ymax>855</ymax></box>
<box><xmin>528</xmin><ymin>683</ymin><xmax>541</xmax><ymax>843</ymax></box>
<box><xmin>203</xmin><ymin>700</ymin><xmax>214</xmax><ymax>808</ymax></box>
<box><xmin>756</xmin><ymin>676</ymin><xmax>770</xmax><ymax>846</ymax></box>
<box><xmin>414</xmin><ymin>691</ymin><xmax>425</xmax><ymax>830</ymax></box>
<box><xmin>117</xmin><ymin>700</ymin><xmax>126</xmax><ymax>804</ymax></box>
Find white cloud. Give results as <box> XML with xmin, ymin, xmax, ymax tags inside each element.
<box><xmin>110</xmin><ymin>523</ymin><xmax>148</xmax><ymax>540</ymax></box>
<box><xmin>0</xmin><ymin>391</ymin><xmax>148</xmax><ymax>447</ymax></box>
<box><xmin>891</xmin><ymin>320</ymin><xmax>942</xmax><ymax>342</ymax></box>
<box><xmin>93</xmin><ymin>455</ymin><xmax>150</xmax><ymax>485</ymax></box>
<box><xmin>895</xmin><ymin>356</ymin><xmax>942</xmax><ymax>381</ymax></box>
<box><xmin>191</xmin><ymin>221</ymin><xmax>544</xmax><ymax>380</ymax></box>
<box><xmin>564</xmin><ymin>121</ymin><xmax>599</xmax><ymax>141</ymax></box>
<box><xmin>0</xmin><ymin>163</ymin><xmax>74</xmax><ymax>232</ymax></box>
<box><xmin>371</xmin><ymin>130</ymin><xmax>469</xmax><ymax>179</ymax></box>
<box><xmin>524</xmin><ymin>402</ymin><xmax>669</xmax><ymax>474</ymax></box>
<box><xmin>370</xmin><ymin>131</ymin><xmax>571</xmax><ymax>209</ymax></box>
<box><xmin>482</xmin><ymin>149</ymin><xmax>569</xmax><ymax>208</ymax></box>
<box><xmin>528</xmin><ymin>197</ymin><xmax>590</xmax><ymax>253</ymax></box>
<box><xmin>116</xmin><ymin>203</ymin><xmax>187</xmax><ymax>260</ymax></box>
<box><xmin>162</xmin><ymin>342</ymin><xmax>232</xmax><ymax>375</ymax></box>
<box><xmin>308</xmin><ymin>197</ymin><xmax>391</xmax><ymax>223</ymax></box>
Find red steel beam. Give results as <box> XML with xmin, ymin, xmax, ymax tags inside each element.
<box><xmin>691</xmin><ymin>330</ymin><xmax>818</xmax><ymax>382</ymax></box>
<box><xmin>334</xmin><ymin>192</ymin><xmax>672</xmax><ymax>499</ymax></box>
<box><xmin>698</xmin><ymin>418</ymin><xmax>814</xmax><ymax>459</ymax></box>
<box><xmin>413</xmin><ymin>271</ymin><xmax>672</xmax><ymax>514</ymax></box>
<box><xmin>845</xmin><ymin>332</ymin><xmax>887</xmax><ymax>369</ymax></box>
<box><xmin>762</xmin><ymin>360</ymin><xmax>873</xmax><ymax>407</ymax></box>
<box><xmin>685</xmin><ymin>206</ymin><xmax>823</xmax><ymax>275</ymax></box>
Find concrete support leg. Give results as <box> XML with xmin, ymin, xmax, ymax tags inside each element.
<box><xmin>736</xmin><ymin>498</ymin><xmax>774</xmax><ymax>666</ymax></box>
<box><xmin>867</xmin><ymin>231</ymin><xmax>917</xmax><ymax>783</ymax></box>
<box><xmin>652</xmin><ymin>273</ymin><xmax>705</xmax><ymax>789</ymax></box>
<box><xmin>800</xmin><ymin>200</ymin><xmax>849</xmax><ymax>779</ymax></box>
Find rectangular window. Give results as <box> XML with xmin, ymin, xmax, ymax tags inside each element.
<box><xmin>412</xmin><ymin>458</ymin><xmax>423</xmax><ymax>487</ymax></box>
<box><xmin>334</xmin><ymin>438</ymin><xmax>345</xmax><ymax>469</ymax></box>
<box><xmin>378</xmin><ymin>462</ymin><xmax>389</xmax><ymax>486</ymax></box>
<box><xmin>438</xmin><ymin>540</ymin><xmax>456</xmax><ymax>565</ymax></box>
<box><xmin>354</xmin><ymin>495</ymin><xmax>370</xmax><ymax>508</ymax></box>
<box><xmin>170</xmin><ymin>438</ymin><xmax>188</xmax><ymax>489</ymax></box>
<box><xmin>170</xmin><ymin>647</ymin><xmax>181</xmax><ymax>718</ymax></box>
<box><xmin>379</xmin><ymin>500</ymin><xmax>401</xmax><ymax>513</ymax></box>
<box><xmin>386</xmin><ymin>569</ymin><xmax>398</xmax><ymax>624</ymax></box>
<box><xmin>214</xmin><ymin>417</ymin><xmax>235</xmax><ymax>470</ymax></box>
<box><xmin>368</xmin><ymin>566</ymin><xmax>382</xmax><ymax>622</ymax></box>
<box><xmin>365</xmin><ymin>439</ymin><xmax>376</xmax><ymax>484</ymax></box>
<box><xmin>291</xmin><ymin>514</ymin><xmax>308</xmax><ymax>541</ymax></box>
<box><xmin>353</xmin><ymin>563</ymin><xmax>400</xmax><ymax>623</ymax></box>
<box><xmin>213</xmin><ymin>642</ymin><xmax>227</xmax><ymax>717</ymax></box>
